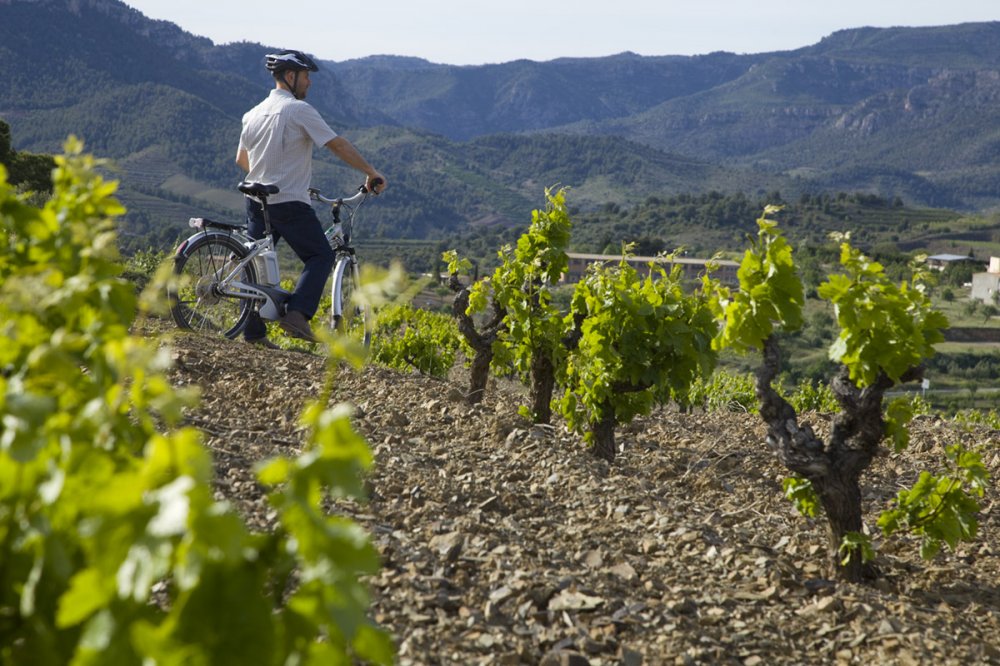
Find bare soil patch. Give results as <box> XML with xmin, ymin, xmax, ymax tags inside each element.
<box><xmin>150</xmin><ymin>320</ymin><xmax>1000</xmax><ymax>665</ymax></box>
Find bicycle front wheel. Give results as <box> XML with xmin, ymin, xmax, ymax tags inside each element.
<box><xmin>170</xmin><ymin>234</ymin><xmax>258</xmax><ymax>338</ymax></box>
<box><xmin>331</xmin><ymin>255</ymin><xmax>372</xmax><ymax>346</ymax></box>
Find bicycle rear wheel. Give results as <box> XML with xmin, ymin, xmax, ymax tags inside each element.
<box><xmin>331</xmin><ymin>255</ymin><xmax>372</xmax><ymax>346</ymax></box>
<box><xmin>170</xmin><ymin>234</ymin><xmax>258</xmax><ymax>338</ymax></box>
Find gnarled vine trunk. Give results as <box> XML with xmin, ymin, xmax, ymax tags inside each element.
<box><xmin>466</xmin><ymin>345</ymin><xmax>494</xmax><ymax>404</ymax></box>
<box><xmin>529</xmin><ymin>351</ymin><xmax>555</xmax><ymax>424</ymax></box>
<box><xmin>451</xmin><ymin>280</ymin><xmax>505</xmax><ymax>405</ymax></box>
<box><xmin>588</xmin><ymin>382</ymin><xmax>650</xmax><ymax>464</ymax></box>
<box><xmin>814</xmin><ymin>464</ymin><xmax>867</xmax><ymax>582</ymax></box>
<box><xmin>755</xmin><ymin>337</ymin><xmax>919</xmax><ymax>582</ymax></box>
<box><xmin>590</xmin><ymin>399</ymin><xmax>617</xmax><ymax>462</ymax></box>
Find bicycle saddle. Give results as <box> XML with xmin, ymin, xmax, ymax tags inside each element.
<box><xmin>238</xmin><ymin>182</ymin><xmax>280</xmax><ymax>198</ymax></box>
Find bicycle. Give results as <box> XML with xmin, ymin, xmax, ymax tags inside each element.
<box><xmin>169</xmin><ymin>179</ymin><xmax>378</xmax><ymax>345</ymax></box>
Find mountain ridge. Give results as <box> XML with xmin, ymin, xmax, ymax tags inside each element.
<box><xmin>2</xmin><ymin>0</ymin><xmax>999</xmax><ymax>249</ymax></box>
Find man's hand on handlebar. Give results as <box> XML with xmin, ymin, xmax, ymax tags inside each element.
<box><xmin>366</xmin><ymin>173</ymin><xmax>386</xmax><ymax>195</ymax></box>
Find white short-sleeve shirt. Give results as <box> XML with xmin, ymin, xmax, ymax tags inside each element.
<box><xmin>238</xmin><ymin>89</ymin><xmax>338</xmax><ymax>205</ymax></box>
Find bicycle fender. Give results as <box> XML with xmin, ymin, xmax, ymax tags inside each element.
<box><xmin>174</xmin><ymin>229</ymin><xmax>251</xmax><ymax>256</ymax></box>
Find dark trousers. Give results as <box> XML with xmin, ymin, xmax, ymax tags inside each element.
<box><xmin>243</xmin><ymin>199</ymin><xmax>335</xmax><ymax>340</ymax></box>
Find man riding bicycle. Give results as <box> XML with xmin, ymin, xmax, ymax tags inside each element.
<box><xmin>236</xmin><ymin>49</ymin><xmax>386</xmax><ymax>347</ymax></box>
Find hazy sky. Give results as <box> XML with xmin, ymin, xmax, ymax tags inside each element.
<box><xmin>123</xmin><ymin>1</ymin><xmax>998</xmax><ymax>65</ymax></box>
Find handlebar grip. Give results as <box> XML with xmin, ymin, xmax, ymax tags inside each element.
<box><xmin>364</xmin><ymin>177</ymin><xmax>385</xmax><ymax>194</ymax></box>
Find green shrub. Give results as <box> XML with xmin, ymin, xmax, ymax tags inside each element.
<box><xmin>783</xmin><ymin>378</ymin><xmax>838</xmax><ymax>413</ymax></box>
<box><xmin>690</xmin><ymin>370</ymin><xmax>758</xmax><ymax>413</ymax></box>
<box><xmin>372</xmin><ymin>302</ymin><xmax>463</xmax><ymax>377</ymax></box>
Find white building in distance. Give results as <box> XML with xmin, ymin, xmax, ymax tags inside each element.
<box><xmin>971</xmin><ymin>256</ymin><xmax>1000</xmax><ymax>304</ymax></box>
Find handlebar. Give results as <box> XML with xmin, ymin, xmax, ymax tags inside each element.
<box><xmin>308</xmin><ymin>180</ymin><xmax>380</xmax><ymax>206</ymax></box>
<box><xmin>309</xmin><ymin>188</ymin><xmax>359</xmax><ymax>206</ymax></box>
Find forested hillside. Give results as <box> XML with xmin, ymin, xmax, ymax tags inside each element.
<box><xmin>3</xmin><ymin>0</ymin><xmax>1000</xmax><ymax>252</ymax></box>
<box><xmin>567</xmin><ymin>191</ymin><xmax>968</xmax><ymax>256</ymax></box>
<box><xmin>328</xmin><ymin>51</ymin><xmax>767</xmax><ymax>140</ymax></box>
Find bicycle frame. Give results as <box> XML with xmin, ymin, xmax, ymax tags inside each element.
<box><xmin>180</xmin><ymin>219</ymin><xmax>290</xmax><ymax>320</ymax></box>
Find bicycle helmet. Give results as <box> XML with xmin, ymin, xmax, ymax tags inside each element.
<box><xmin>265</xmin><ymin>50</ymin><xmax>319</xmax><ymax>74</ymax></box>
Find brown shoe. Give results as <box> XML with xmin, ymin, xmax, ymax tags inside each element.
<box><xmin>247</xmin><ymin>336</ymin><xmax>281</xmax><ymax>350</ymax></box>
<box><xmin>279</xmin><ymin>309</ymin><xmax>317</xmax><ymax>342</ymax></box>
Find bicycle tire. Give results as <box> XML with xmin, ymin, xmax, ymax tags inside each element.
<box><xmin>331</xmin><ymin>254</ymin><xmax>372</xmax><ymax>346</ymax></box>
<box><xmin>169</xmin><ymin>234</ymin><xmax>258</xmax><ymax>338</ymax></box>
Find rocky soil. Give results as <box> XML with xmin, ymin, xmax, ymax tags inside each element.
<box><xmin>151</xmin><ymin>321</ymin><xmax>1000</xmax><ymax>666</ymax></box>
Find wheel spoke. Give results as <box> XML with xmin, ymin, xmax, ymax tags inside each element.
<box><xmin>170</xmin><ymin>235</ymin><xmax>256</xmax><ymax>338</ymax></box>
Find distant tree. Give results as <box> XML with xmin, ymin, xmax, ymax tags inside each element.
<box><xmin>0</xmin><ymin>119</ymin><xmax>11</xmax><ymax>162</ymax></box>
<box><xmin>941</xmin><ymin>261</ymin><xmax>979</xmax><ymax>287</ymax></box>
<box><xmin>632</xmin><ymin>235</ymin><xmax>667</xmax><ymax>256</ymax></box>
<box><xmin>0</xmin><ymin>118</ymin><xmax>55</xmax><ymax>193</ymax></box>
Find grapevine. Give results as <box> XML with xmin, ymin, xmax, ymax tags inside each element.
<box><xmin>559</xmin><ymin>251</ymin><xmax>718</xmax><ymax>461</ymax></box>
<box><xmin>716</xmin><ymin>207</ymin><xmax>987</xmax><ymax>582</ymax></box>
<box><xmin>445</xmin><ymin>188</ymin><xmax>572</xmax><ymax>418</ymax></box>
<box><xmin>0</xmin><ymin>141</ymin><xmax>392</xmax><ymax>664</ymax></box>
